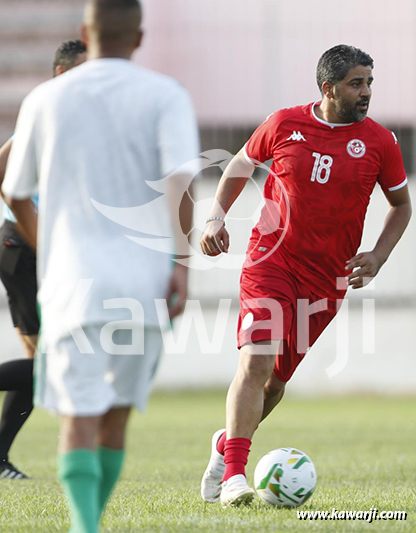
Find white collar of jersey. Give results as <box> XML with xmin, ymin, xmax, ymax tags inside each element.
<box><xmin>312</xmin><ymin>102</ymin><xmax>354</xmax><ymax>129</ymax></box>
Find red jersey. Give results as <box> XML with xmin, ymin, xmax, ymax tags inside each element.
<box><xmin>244</xmin><ymin>102</ymin><xmax>407</xmax><ymax>300</ymax></box>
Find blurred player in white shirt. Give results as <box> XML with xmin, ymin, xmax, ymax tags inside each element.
<box><xmin>2</xmin><ymin>0</ymin><xmax>200</xmax><ymax>531</ymax></box>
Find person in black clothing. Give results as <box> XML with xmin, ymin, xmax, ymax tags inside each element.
<box><xmin>0</xmin><ymin>39</ymin><xmax>86</xmax><ymax>479</ymax></box>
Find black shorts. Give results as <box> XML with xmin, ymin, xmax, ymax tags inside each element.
<box><xmin>0</xmin><ymin>220</ymin><xmax>39</xmax><ymax>335</ymax></box>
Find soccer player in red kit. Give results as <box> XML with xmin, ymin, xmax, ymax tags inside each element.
<box><xmin>200</xmin><ymin>44</ymin><xmax>411</xmax><ymax>507</ymax></box>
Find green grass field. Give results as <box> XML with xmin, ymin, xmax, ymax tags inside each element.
<box><xmin>0</xmin><ymin>391</ymin><xmax>415</xmax><ymax>532</ymax></box>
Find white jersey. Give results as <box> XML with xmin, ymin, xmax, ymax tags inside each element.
<box><xmin>2</xmin><ymin>58</ymin><xmax>200</xmax><ymax>344</ymax></box>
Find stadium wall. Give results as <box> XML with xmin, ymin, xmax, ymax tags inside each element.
<box><xmin>138</xmin><ymin>0</ymin><xmax>416</xmax><ymax>127</ymax></box>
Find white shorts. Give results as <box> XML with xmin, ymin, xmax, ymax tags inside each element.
<box><xmin>34</xmin><ymin>325</ymin><xmax>163</xmax><ymax>416</ymax></box>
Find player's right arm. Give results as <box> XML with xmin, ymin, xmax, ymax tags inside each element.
<box><xmin>200</xmin><ymin>149</ymin><xmax>255</xmax><ymax>256</ymax></box>
<box><xmin>201</xmin><ymin>111</ymin><xmax>277</xmax><ymax>256</ymax></box>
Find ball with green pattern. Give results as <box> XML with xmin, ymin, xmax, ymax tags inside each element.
<box><xmin>254</xmin><ymin>447</ymin><xmax>317</xmax><ymax>507</ymax></box>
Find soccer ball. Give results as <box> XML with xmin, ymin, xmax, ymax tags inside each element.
<box><xmin>254</xmin><ymin>448</ymin><xmax>317</xmax><ymax>507</ymax></box>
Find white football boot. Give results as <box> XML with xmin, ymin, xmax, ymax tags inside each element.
<box><xmin>201</xmin><ymin>429</ymin><xmax>226</xmax><ymax>502</ymax></box>
<box><xmin>220</xmin><ymin>474</ymin><xmax>255</xmax><ymax>508</ymax></box>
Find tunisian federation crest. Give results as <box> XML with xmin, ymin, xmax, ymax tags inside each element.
<box><xmin>347</xmin><ymin>139</ymin><xmax>366</xmax><ymax>158</ymax></box>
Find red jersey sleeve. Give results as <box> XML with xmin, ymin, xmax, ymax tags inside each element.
<box><xmin>243</xmin><ymin>112</ymin><xmax>278</xmax><ymax>165</ymax></box>
<box><xmin>377</xmin><ymin>130</ymin><xmax>407</xmax><ymax>192</ymax></box>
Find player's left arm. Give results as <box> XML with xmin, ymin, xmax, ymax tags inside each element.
<box><xmin>346</xmin><ymin>184</ymin><xmax>412</xmax><ymax>289</ymax></box>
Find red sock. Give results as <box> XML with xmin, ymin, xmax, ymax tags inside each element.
<box><xmin>217</xmin><ymin>426</ymin><xmax>258</xmax><ymax>455</ymax></box>
<box><xmin>216</xmin><ymin>431</ymin><xmax>227</xmax><ymax>455</ymax></box>
<box><xmin>223</xmin><ymin>438</ymin><xmax>251</xmax><ymax>482</ymax></box>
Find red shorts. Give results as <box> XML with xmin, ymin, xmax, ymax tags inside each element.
<box><xmin>237</xmin><ymin>257</ymin><xmax>341</xmax><ymax>382</ymax></box>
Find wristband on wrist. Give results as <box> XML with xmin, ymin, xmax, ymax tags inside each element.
<box><xmin>206</xmin><ymin>216</ymin><xmax>225</xmax><ymax>226</ymax></box>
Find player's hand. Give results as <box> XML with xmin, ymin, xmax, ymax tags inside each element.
<box><xmin>166</xmin><ymin>264</ymin><xmax>188</xmax><ymax>319</ymax></box>
<box><xmin>345</xmin><ymin>251</ymin><xmax>384</xmax><ymax>289</ymax></box>
<box><xmin>200</xmin><ymin>221</ymin><xmax>229</xmax><ymax>256</ymax></box>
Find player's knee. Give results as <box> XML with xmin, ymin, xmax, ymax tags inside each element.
<box><xmin>99</xmin><ymin>408</ymin><xmax>130</xmax><ymax>449</ymax></box>
<box><xmin>99</xmin><ymin>424</ymin><xmax>126</xmax><ymax>449</ymax></box>
<box><xmin>59</xmin><ymin>416</ymin><xmax>100</xmax><ymax>452</ymax></box>
<box><xmin>264</xmin><ymin>376</ymin><xmax>286</xmax><ymax>400</ymax></box>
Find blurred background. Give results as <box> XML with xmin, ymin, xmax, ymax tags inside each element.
<box><xmin>0</xmin><ymin>0</ymin><xmax>415</xmax><ymax>395</ymax></box>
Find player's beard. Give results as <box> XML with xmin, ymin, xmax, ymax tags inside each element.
<box><xmin>334</xmin><ymin>96</ymin><xmax>369</xmax><ymax>123</ymax></box>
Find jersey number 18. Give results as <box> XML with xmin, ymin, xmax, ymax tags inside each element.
<box><xmin>310</xmin><ymin>152</ymin><xmax>333</xmax><ymax>184</ymax></box>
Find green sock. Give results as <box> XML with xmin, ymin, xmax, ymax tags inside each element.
<box><xmin>58</xmin><ymin>449</ymin><xmax>101</xmax><ymax>533</ymax></box>
<box><xmin>97</xmin><ymin>446</ymin><xmax>125</xmax><ymax>516</ymax></box>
